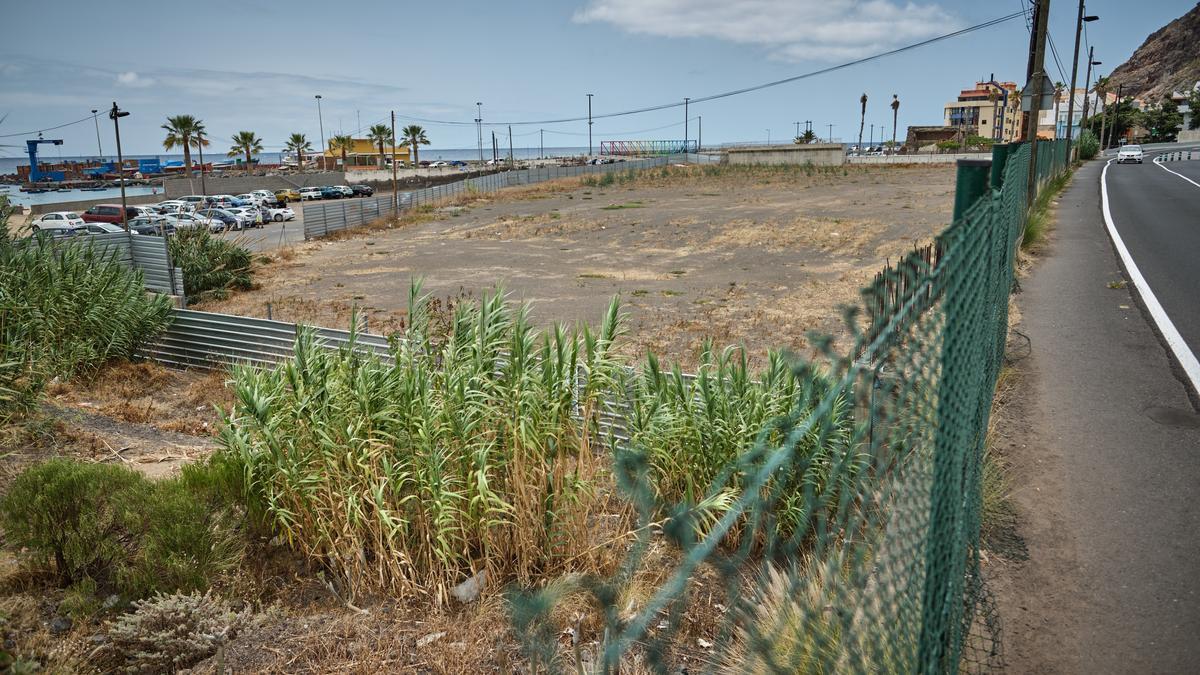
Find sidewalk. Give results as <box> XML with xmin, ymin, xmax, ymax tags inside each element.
<box><xmin>993</xmin><ymin>159</ymin><xmax>1200</xmax><ymax>673</ymax></box>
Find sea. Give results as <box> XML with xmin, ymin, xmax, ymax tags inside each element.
<box><xmin>0</xmin><ymin>147</ymin><xmax>592</xmax><ymax>207</ymax></box>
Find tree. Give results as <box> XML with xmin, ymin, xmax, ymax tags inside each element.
<box><xmin>987</xmin><ymin>88</ymin><xmax>1000</xmax><ymax>140</ymax></box>
<box><xmin>227</xmin><ymin>131</ymin><xmax>263</xmax><ymax>173</ymax></box>
<box><xmin>1143</xmin><ymin>99</ymin><xmax>1183</xmax><ymax>143</ymax></box>
<box><xmin>366</xmin><ymin>124</ymin><xmax>394</xmax><ymax>168</ymax></box>
<box><xmin>890</xmin><ymin>95</ymin><xmax>900</xmax><ymax>152</ymax></box>
<box><xmin>330</xmin><ymin>135</ymin><xmax>354</xmax><ymax>169</ymax></box>
<box><xmin>857</xmin><ymin>93</ymin><xmax>868</xmax><ymax>151</ymax></box>
<box><xmin>1085</xmin><ymin>97</ymin><xmax>1141</xmax><ymax>145</ymax></box>
<box><xmin>162</xmin><ymin>115</ymin><xmax>209</xmax><ymax>178</ymax></box>
<box><xmin>284</xmin><ymin>133</ymin><xmax>312</xmax><ymax>173</ymax></box>
<box><xmin>794</xmin><ymin>129</ymin><xmax>817</xmax><ymax>144</ymax></box>
<box><xmin>1053</xmin><ymin>82</ymin><xmax>1065</xmax><ymax>138</ymax></box>
<box><xmin>401</xmin><ymin>125</ymin><xmax>430</xmax><ymax>166</ymax></box>
<box><xmin>1093</xmin><ymin>76</ymin><xmax>1111</xmax><ymax>148</ymax></box>
<box><xmin>1188</xmin><ymin>88</ymin><xmax>1200</xmax><ymax>130</ymax></box>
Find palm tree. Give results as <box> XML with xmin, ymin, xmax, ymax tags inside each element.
<box><xmin>227</xmin><ymin>131</ymin><xmax>263</xmax><ymax>173</ymax></box>
<box><xmin>162</xmin><ymin>115</ymin><xmax>209</xmax><ymax>178</ymax></box>
<box><xmin>890</xmin><ymin>95</ymin><xmax>900</xmax><ymax>153</ymax></box>
<box><xmin>401</xmin><ymin>124</ymin><xmax>430</xmax><ymax>166</ymax></box>
<box><xmin>987</xmin><ymin>88</ymin><xmax>1001</xmax><ymax>140</ymax></box>
<box><xmin>1094</xmin><ymin>76</ymin><xmax>1111</xmax><ymax>149</ymax></box>
<box><xmin>366</xmin><ymin>124</ymin><xmax>393</xmax><ymax>168</ymax></box>
<box><xmin>330</xmin><ymin>135</ymin><xmax>354</xmax><ymax>169</ymax></box>
<box><xmin>284</xmin><ymin>133</ymin><xmax>312</xmax><ymax>173</ymax></box>
<box><xmin>857</xmin><ymin>93</ymin><xmax>868</xmax><ymax>151</ymax></box>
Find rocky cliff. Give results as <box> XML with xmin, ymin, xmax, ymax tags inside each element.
<box><xmin>1109</xmin><ymin>3</ymin><xmax>1200</xmax><ymax>101</ymax></box>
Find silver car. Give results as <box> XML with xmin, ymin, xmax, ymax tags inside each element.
<box><xmin>1116</xmin><ymin>144</ymin><xmax>1143</xmax><ymax>164</ymax></box>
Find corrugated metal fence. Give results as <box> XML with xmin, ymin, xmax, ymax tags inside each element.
<box><xmin>303</xmin><ymin>153</ymin><xmax>721</xmax><ymax>240</ymax></box>
<box><xmin>34</xmin><ymin>232</ymin><xmax>183</xmax><ymax>296</ymax></box>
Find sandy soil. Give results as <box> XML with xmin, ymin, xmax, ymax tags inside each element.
<box><xmin>201</xmin><ymin>165</ymin><xmax>956</xmax><ymax>367</ymax></box>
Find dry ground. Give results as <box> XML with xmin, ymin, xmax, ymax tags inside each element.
<box><xmin>201</xmin><ymin>164</ymin><xmax>956</xmax><ymax>367</ymax></box>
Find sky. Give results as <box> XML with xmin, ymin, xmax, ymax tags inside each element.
<box><xmin>0</xmin><ymin>0</ymin><xmax>1193</xmax><ymax>157</ymax></box>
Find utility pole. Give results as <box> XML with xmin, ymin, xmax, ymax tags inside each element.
<box><xmin>108</xmin><ymin>102</ymin><xmax>130</xmax><ymax>231</ymax></box>
<box><xmin>1064</xmin><ymin>2</ymin><xmax>1099</xmax><ymax>161</ymax></box>
<box><xmin>684</xmin><ymin>97</ymin><xmax>690</xmax><ymax>151</ymax></box>
<box><xmin>697</xmin><ymin>116</ymin><xmax>702</xmax><ymax>152</ymax></box>
<box><xmin>870</xmin><ymin>123</ymin><xmax>875</xmax><ymax>147</ymax></box>
<box><xmin>315</xmin><ymin>94</ymin><xmax>326</xmax><ymax>171</ymax></box>
<box><xmin>492</xmin><ymin>131</ymin><xmax>498</xmax><ymax>163</ymax></box>
<box><xmin>1025</xmin><ymin>0</ymin><xmax>1051</xmax><ymax>205</ymax></box>
<box><xmin>390</xmin><ymin>111</ymin><xmax>399</xmax><ymax>214</ymax></box>
<box><xmin>508</xmin><ymin>125</ymin><xmax>514</xmax><ymax>166</ymax></box>
<box><xmin>1107</xmin><ymin>84</ymin><xmax>1123</xmax><ymax>149</ymax></box>
<box><xmin>795</xmin><ymin>121</ymin><xmax>801</xmax><ymax>139</ymax></box>
<box><xmin>766</xmin><ymin>129</ymin><xmax>770</xmax><ymax>145</ymax></box>
<box><xmin>197</xmin><ymin>129</ymin><xmax>206</xmax><ymax>196</ymax></box>
<box><xmin>587</xmin><ymin>93</ymin><xmax>594</xmax><ymax>156</ymax></box>
<box><xmin>827</xmin><ymin>123</ymin><xmax>835</xmax><ymax>143</ymax></box>
<box><xmin>1080</xmin><ymin>46</ymin><xmax>1098</xmax><ymax>130</ymax></box>
<box><xmin>476</xmin><ymin>102</ymin><xmax>483</xmax><ymax>167</ymax></box>
<box><xmin>540</xmin><ymin>129</ymin><xmax>544</xmax><ymax>160</ymax></box>
<box><xmin>90</xmin><ymin>109</ymin><xmax>104</xmax><ymax>158</ymax></box>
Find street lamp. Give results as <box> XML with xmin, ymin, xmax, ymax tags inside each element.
<box><xmin>1081</xmin><ymin>49</ymin><xmax>1101</xmax><ymax>127</ymax></box>
<box><xmin>476</xmin><ymin>102</ymin><xmax>483</xmax><ymax>166</ymax></box>
<box><xmin>107</xmin><ymin>102</ymin><xmax>130</xmax><ymax>231</ymax></box>
<box><xmin>766</xmin><ymin>128</ymin><xmax>771</xmax><ymax>145</ymax></box>
<box><xmin>90</xmin><ymin>109</ymin><xmax>103</xmax><ymax>159</ymax></box>
<box><xmin>684</xmin><ymin>97</ymin><xmax>690</xmax><ymax>151</ymax></box>
<box><xmin>314</xmin><ymin>94</ymin><xmax>325</xmax><ymax>170</ymax></box>
<box><xmin>1065</xmin><ymin>4</ymin><xmax>1100</xmax><ymax>158</ymax></box>
<box><xmin>587</xmin><ymin>94</ymin><xmax>594</xmax><ymax>156</ymax></box>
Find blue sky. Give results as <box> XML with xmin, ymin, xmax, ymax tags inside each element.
<box><xmin>0</xmin><ymin>0</ymin><xmax>1192</xmax><ymax>156</ymax></box>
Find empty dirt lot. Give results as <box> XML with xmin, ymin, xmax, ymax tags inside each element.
<box><xmin>201</xmin><ymin>164</ymin><xmax>956</xmax><ymax>365</ymax></box>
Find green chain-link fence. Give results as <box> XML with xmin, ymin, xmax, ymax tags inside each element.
<box><xmin>509</xmin><ymin>139</ymin><xmax>1070</xmax><ymax>673</ymax></box>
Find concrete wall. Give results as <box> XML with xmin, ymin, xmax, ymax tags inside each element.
<box><xmin>725</xmin><ymin>143</ymin><xmax>845</xmax><ymax>166</ymax></box>
<box><xmin>162</xmin><ymin>172</ymin><xmax>346</xmax><ymax>198</ymax></box>
<box><xmin>847</xmin><ymin>151</ymin><xmax>992</xmax><ymax>165</ymax></box>
<box><xmin>29</xmin><ymin>193</ymin><xmax>161</xmax><ymax>215</ymax></box>
<box><xmin>1177</xmin><ymin>129</ymin><xmax>1200</xmax><ymax>142</ymax></box>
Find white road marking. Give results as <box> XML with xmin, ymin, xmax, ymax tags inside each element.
<box><xmin>1151</xmin><ymin>156</ymin><xmax>1200</xmax><ymax>189</ymax></box>
<box><xmin>1101</xmin><ymin>158</ymin><xmax>1200</xmax><ymax>396</ymax></box>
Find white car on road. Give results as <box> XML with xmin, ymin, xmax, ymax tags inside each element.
<box><xmin>1116</xmin><ymin>145</ymin><xmax>1144</xmax><ymax>164</ymax></box>
<box><xmin>29</xmin><ymin>211</ymin><xmax>85</xmax><ymax>235</ymax></box>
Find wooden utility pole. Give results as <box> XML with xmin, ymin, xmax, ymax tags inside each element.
<box><xmin>390</xmin><ymin>111</ymin><xmax>399</xmax><ymax>214</ymax></box>
<box><xmin>1025</xmin><ymin>0</ymin><xmax>1051</xmax><ymax>204</ymax></box>
<box><xmin>508</xmin><ymin>125</ymin><xmax>514</xmax><ymax>166</ymax></box>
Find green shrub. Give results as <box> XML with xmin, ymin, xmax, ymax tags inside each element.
<box><xmin>1077</xmin><ymin>129</ymin><xmax>1100</xmax><ymax>160</ymax></box>
<box><xmin>0</xmin><ymin>225</ymin><xmax>173</xmax><ymax>420</ymax></box>
<box><xmin>105</xmin><ymin>591</ymin><xmax>246</xmax><ymax>673</ymax></box>
<box><xmin>0</xmin><ymin>459</ymin><xmax>242</xmax><ymax>599</ymax></box>
<box><xmin>166</xmin><ymin>227</ymin><xmax>252</xmax><ymax>300</ymax></box>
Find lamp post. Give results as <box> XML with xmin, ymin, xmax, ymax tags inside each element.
<box><xmin>476</xmin><ymin>102</ymin><xmax>483</xmax><ymax>167</ymax></box>
<box><xmin>108</xmin><ymin>102</ymin><xmax>130</xmax><ymax>231</ymax></box>
<box><xmin>1064</xmin><ymin>3</ymin><xmax>1099</xmax><ymax>160</ymax></box>
<box><xmin>197</xmin><ymin>129</ymin><xmax>206</xmax><ymax>196</ymax></box>
<box><xmin>766</xmin><ymin>128</ymin><xmax>770</xmax><ymax>145</ymax></box>
<box><xmin>827</xmin><ymin>123</ymin><xmax>835</xmax><ymax>143</ymax></box>
<box><xmin>90</xmin><ymin>109</ymin><xmax>103</xmax><ymax>159</ymax></box>
<box><xmin>314</xmin><ymin>94</ymin><xmax>326</xmax><ymax>170</ymax></box>
<box><xmin>587</xmin><ymin>93</ymin><xmax>594</xmax><ymax>156</ymax></box>
<box><xmin>697</xmin><ymin>116</ymin><xmax>702</xmax><ymax>152</ymax></box>
<box><xmin>684</xmin><ymin>97</ymin><xmax>690</xmax><ymax>151</ymax></box>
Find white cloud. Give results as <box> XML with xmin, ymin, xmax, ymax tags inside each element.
<box><xmin>573</xmin><ymin>0</ymin><xmax>960</xmax><ymax>62</ymax></box>
<box><xmin>115</xmin><ymin>71</ymin><xmax>155</xmax><ymax>87</ymax></box>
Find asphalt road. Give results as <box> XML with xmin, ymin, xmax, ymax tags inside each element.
<box><xmin>999</xmin><ymin>151</ymin><xmax>1200</xmax><ymax>673</ymax></box>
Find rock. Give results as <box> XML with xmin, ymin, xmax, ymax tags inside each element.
<box><xmin>88</xmin><ymin>633</ymin><xmax>108</xmax><ymax>645</ymax></box>
<box><xmin>451</xmin><ymin>569</ymin><xmax>487</xmax><ymax>604</ymax></box>
<box><xmin>416</xmin><ymin>631</ymin><xmax>446</xmax><ymax>648</ymax></box>
<box><xmin>49</xmin><ymin>616</ymin><xmax>72</xmax><ymax>635</ymax></box>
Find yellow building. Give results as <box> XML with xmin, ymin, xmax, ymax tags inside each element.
<box><xmin>943</xmin><ymin>80</ymin><xmax>1022</xmax><ymax>143</ymax></box>
<box><xmin>323</xmin><ymin>138</ymin><xmax>412</xmax><ymax>167</ymax></box>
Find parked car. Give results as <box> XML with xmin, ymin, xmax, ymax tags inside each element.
<box><xmin>29</xmin><ymin>211</ymin><xmax>86</xmax><ymax>234</ymax></box>
<box><xmin>164</xmin><ymin>212</ymin><xmax>221</xmax><ymax>232</ymax></box>
<box><xmin>332</xmin><ymin>185</ymin><xmax>354</xmax><ymax>197</ymax></box>
<box><xmin>250</xmin><ymin>189</ymin><xmax>276</xmax><ymax>203</ymax></box>
<box><xmin>429</xmin><ymin>161</ymin><xmax>448</xmax><ymax>168</ymax></box>
<box><xmin>450</xmin><ymin>160</ymin><xmax>467</xmax><ymax>167</ymax></box>
<box><xmin>196</xmin><ymin>208</ymin><xmax>241</xmax><ymax>231</ymax></box>
<box><xmin>178</xmin><ymin>195</ymin><xmax>208</xmax><ymax>206</ymax></box>
<box><xmin>81</xmin><ymin>204</ymin><xmax>142</xmax><ymax>225</ymax></box>
<box><xmin>319</xmin><ymin>186</ymin><xmax>344</xmax><ymax>199</ymax></box>
<box><xmin>350</xmin><ymin>184</ymin><xmax>374</xmax><ymax>196</ymax></box>
<box><xmin>275</xmin><ymin>188</ymin><xmax>301</xmax><ymax>203</ymax></box>
<box><xmin>1116</xmin><ymin>144</ymin><xmax>1143</xmax><ymax>164</ymax></box>
<box><xmin>128</xmin><ymin>216</ymin><xmax>175</xmax><ymax>236</ymax></box>
<box><xmin>84</xmin><ymin>222</ymin><xmax>128</xmax><ymax>234</ymax></box>
<box><xmin>299</xmin><ymin>187</ymin><xmax>323</xmax><ymax>200</ymax></box>
<box><xmin>418</xmin><ymin>160</ymin><xmax>431</xmax><ymax>167</ymax></box>
<box><xmin>264</xmin><ymin>206</ymin><xmax>295</xmax><ymax>222</ymax></box>
<box><xmin>227</xmin><ymin>207</ymin><xmax>263</xmax><ymax>228</ymax></box>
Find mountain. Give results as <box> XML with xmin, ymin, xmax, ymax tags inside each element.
<box><xmin>1109</xmin><ymin>3</ymin><xmax>1200</xmax><ymax>102</ymax></box>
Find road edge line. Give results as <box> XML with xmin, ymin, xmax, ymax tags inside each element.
<box><xmin>1101</xmin><ymin>159</ymin><xmax>1200</xmax><ymax>396</ymax></box>
<box><xmin>1151</xmin><ymin>156</ymin><xmax>1200</xmax><ymax>189</ymax></box>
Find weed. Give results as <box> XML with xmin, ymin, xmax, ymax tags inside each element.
<box><xmin>166</xmin><ymin>227</ymin><xmax>253</xmax><ymax>300</ymax></box>
<box><xmin>1022</xmin><ymin>169</ymin><xmax>1073</xmax><ymax>250</ymax></box>
<box><xmin>1106</xmin><ymin>280</ymin><xmax>1127</xmax><ymax>289</ymax></box>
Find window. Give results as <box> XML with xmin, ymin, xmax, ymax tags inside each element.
<box><xmin>45</xmin><ymin>214</ymin><xmax>60</xmax><ymax>220</ymax></box>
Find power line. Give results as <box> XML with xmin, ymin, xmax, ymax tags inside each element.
<box><xmin>541</xmin><ymin>116</ymin><xmax>699</xmax><ymax>138</ymax></box>
<box><xmin>1047</xmin><ymin>31</ymin><xmax>1070</xmax><ymax>84</ymax></box>
<box><xmin>0</xmin><ymin>111</ymin><xmax>107</xmax><ymax>138</ymax></box>
<box><xmin>396</xmin><ymin>10</ymin><xmax>1027</xmax><ymax>128</ymax></box>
